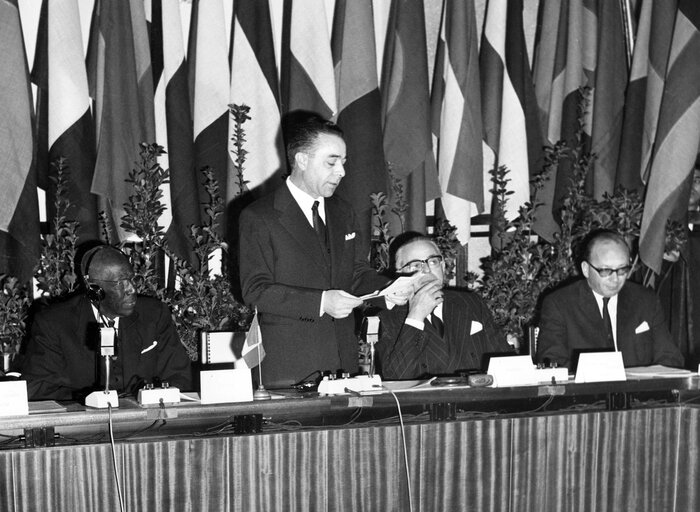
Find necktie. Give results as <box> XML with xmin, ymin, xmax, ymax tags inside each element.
<box><xmin>429</xmin><ymin>312</ymin><xmax>445</xmax><ymax>337</ymax></box>
<box><xmin>602</xmin><ymin>297</ymin><xmax>614</xmax><ymax>348</ymax></box>
<box><xmin>312</xmin><ymin>201</ymin><xmax>329</xmax><ymax>251</ymax></box>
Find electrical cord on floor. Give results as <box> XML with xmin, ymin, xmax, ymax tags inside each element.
<box><xmin>384</xmin><ymin>386</ymin><xmax>414</xmax><ymax>512</ymax></box>
<box><xmin>108</xmin><ymin>403</ymin><xmax>126</xmax><ymax>512</ymax></box>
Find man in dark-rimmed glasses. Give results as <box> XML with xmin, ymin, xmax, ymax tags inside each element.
<box><xmin>536</xmin><ymin>230</ymin><xmax>683</xmax><ymax>370</ymax></box>
<box><xmin>377</xmin><ymin>232</ymin><xmax>511</xmax><ymax>379</ymax></box>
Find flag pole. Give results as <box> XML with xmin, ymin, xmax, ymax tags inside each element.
<box><xmin>253</xmin><ymin>323</ymin><xmax>270</xmax><ymax>400</ymax></box>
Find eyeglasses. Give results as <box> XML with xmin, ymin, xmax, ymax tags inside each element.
<box><xmin>92</xmin><ymin>275</ymin><xmax>138</xmax><ymax>292</ymax></box>
<box><xmin>586</xmin><ymin>262</ymin><xmax>631</xmax><ymax>278</ymax></box>
<box><xmin>398</xmin><ymin>255</ymin><xmax>443</xmax><ymax>273</ymax></box>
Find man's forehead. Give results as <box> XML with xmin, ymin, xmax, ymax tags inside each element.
<box><xmin>310</xmin><ymin>133</ymin><xmax>345</xmax><ymax>153</ymax></box>
<box><xmin>397</xmin><ymin>239</ymin><xmax>440</xmax><ymax>261</ymax></box>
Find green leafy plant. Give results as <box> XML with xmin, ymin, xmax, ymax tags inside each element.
<box><xmin>34</xmin><ymin>158</ymin><xmax>80</xmax><ymax>298</ymax></box>
<box><xmin>370</xmin><ymin>191</ymin><xmax>393</xmax><ymax>272</ymax></box>
<box><xmin>0</xmin><ymin>275</ymin><xmax>30</xmax><ymax>356</ymax></box>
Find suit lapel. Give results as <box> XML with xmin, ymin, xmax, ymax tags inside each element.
<box><xmin>616</xmin><ymin>284</ymin><xmax>635</xmax><ymax>341</ymax></box>
<box><xmin>118</xmin><ymin>309</ymin><xmax>143</xmax><ymax>378</ymax></box>
<box><xmin>325</xmin><ymin>198</ymin><xmax>345</xmax><ymax>286</ymax></box>
<box><xmin>577</xmin><ymin>281</ymin><xmax>604</xmax><ymax>326</ymax></box>
<box><xmin>274</xmin><ymin>186</ymin><xmax>330</xmax><ymax>273</ymax></box>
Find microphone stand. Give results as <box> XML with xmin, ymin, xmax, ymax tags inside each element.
<box><xmin>85</xmin><ymin>311</ymin><xmax>119</xmax><ymax>408</ymax></box>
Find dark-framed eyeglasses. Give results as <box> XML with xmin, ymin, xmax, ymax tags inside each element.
<box><xmin>91</xmin><ymin>275</ymin><xmax>139</xmax><ymax>292</ymax></box>
<box><xmin>398</xmin><ymin>255</ymin><xmax>443</xmax><ymax>273</ymax></box>
<box><xmin>586</xmin><ymin>261</ymin><xmax>631</xmax><ymax>278</ymax></box>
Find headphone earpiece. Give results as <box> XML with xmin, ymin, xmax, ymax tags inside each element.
<box><xmin>85</xmin><ymin>282</ymin><xmax>106</xmax><ymax>303</ymax></box>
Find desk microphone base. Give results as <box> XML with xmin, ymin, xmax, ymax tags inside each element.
<box><xmin>85</xmin><ymin>390</ymin><xmax>119</xmax><ymax>408</ymax></box>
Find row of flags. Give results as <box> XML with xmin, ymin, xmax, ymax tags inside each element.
<box><xmin>1</xmin><ymin>0</ymin><xmax>700</xmax><ymax>283</ymax></box>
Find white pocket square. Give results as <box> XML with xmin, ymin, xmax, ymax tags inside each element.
<box><xmin>141</xmin><ymin>341</ymin><xmax>158</xmax><ymax>354</ymax></box>
<box><xmin>635</xmin><ymin>321</ymin><xmax>650</xmax><ymax>334</ymax></box>
<box><xmin>345</xmin><ymin>232</ymin><xmax>356</xmax><ymax>240</ymax></box>
<box><xmin>470</xmin><ymin>321</ymin><xmax>483</xmax><ymax>335</ymax></box>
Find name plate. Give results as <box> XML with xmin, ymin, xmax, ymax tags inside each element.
<box><xmin>487</xmin><ymin>355</ymin><xmax>538</xmax><ymax>387</ymax></box>
<box><xmin>200</xmin><ymin>368</ymin><xmax>253</xmax><ymax>404</ymax></box>
<box><xmin>0</xmin><ymin>380</ymin><xmax>29</xmax><ymax>417</ymax></box>
<box><xmin>575</xmin><ymin>352</ymin><xmax>626</xmax><ymax>383</ymax></box>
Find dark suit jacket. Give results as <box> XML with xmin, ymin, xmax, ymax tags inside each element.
<box><xmin>536</xmin><ymin>280</ymin><xmax>684</xmax><ymax>369</ymax></box>
<box><xmin>20</xmin><ymin>295</ymin><xmax>192</xmax><ymax>400</ymax></box>
<box><xmin>239</xmin><ymin>184</ymin><xmax>387</xmax><ymax>388</ymax></box>
<box><xmin>376</xmin><ymin>289</ymin><xmax>512</xmax><ymax>379</ymax></box>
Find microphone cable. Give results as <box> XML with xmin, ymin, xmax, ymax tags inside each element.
<box><xmin>383</xmin><ymin>387</ymin><xmax>414</xmax><ymax>512</ymax></box>
<box><xmin>107</xmin><ymin>403</ymin><xmax>126</xmax><ymax>512</ymax></box>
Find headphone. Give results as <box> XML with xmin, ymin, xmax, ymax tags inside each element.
<box><xmin>80</xmin><ymin>245</ymin><xmax>127</xmax><ymax>303</ymax></box>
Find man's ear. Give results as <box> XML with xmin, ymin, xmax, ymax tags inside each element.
<box><xmin>294</xmin><ymin>151</ymin><xmax>308</xmax><ymax>170</ymax></box>
<box><xmin>581</xmin><ymin>260</ymin><xmax>590</xmax><ymax>279</ymax></box>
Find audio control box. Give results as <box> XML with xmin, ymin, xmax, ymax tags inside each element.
<box><xmin>138</xmin><ymin>385</ymin><xmax>181</xmax><ymax>405</ymax></box>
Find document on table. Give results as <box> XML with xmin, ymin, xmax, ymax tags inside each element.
<box><xmin>359</xmin><ymin>272</ymin><xmax>425</xmax><ymax>301</ymax></box>
<box><xmin>625</xmin><ymin>365</ymin><xmax>694</xmax><ymax>379</ymax></box>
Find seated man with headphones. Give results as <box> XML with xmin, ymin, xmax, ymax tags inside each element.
<box><xmin>20</xmin><ymin>245</ymin><xmax>192</xmax><ymax>401</ymax></box>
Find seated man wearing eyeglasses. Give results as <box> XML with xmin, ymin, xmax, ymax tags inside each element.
<box><xmin>376</xmin><ymin>232</ymin><xmax>512</xmax><ymax>380</ymax></box>
<box><xmin>536</xmin><ymin>229</ymin><xmax>683</xmax><ymax>369</ymax></box>
<box><xmin>19</xmin><ymin>245</ymin><xmax>192</xmax><ymax>400</ymax></box>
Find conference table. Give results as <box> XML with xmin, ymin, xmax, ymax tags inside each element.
<box><xmin>1</xmin><ymin>374</ymin><xmax>700</xmax><ymax>512</ymax></box>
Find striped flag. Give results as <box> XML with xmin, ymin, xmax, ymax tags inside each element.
<box><xmin>430</xmin><ymin>0</ymin><xmax>483</xmax><ymax>244</ymax></box>
<box><xmin>281</xmin><ymin>0</ymin><xmax>337</xmax><ymax>119</ymax></box>
<box><xmin>240</xmin><ymin>309</ymin><xmax>265</xmax><ymax>369</ymax></box>
<box><xmin>589</xmin><ymin>0</ymin><xmax>628</xmax><ymax>200</ymax></box>
<box><xmin>381</xmin><ymin>0</ymin><xmax>440</xmax><ymax>234</ymax></box>
<box><xmin>150</xmin><ymin>0</ymin><xmax>200</xmax><ymax>264</ymax></box>
<box><xmin>32</xmin><ymin>0</ymin><xmax>98</xmax><ymax>242</ymax></box>
<box><xmin>0</xmin><ymin>0</ymin><xmax>41</xmax><ymax>281</ymax></box>
<box><xmin>640</xmin><ymin>1</ymin><xmax>700</xmax><ymax>274</ymax></box>
<box><xmin>332</xmin><ymin>0</ymin><xmax>386</xmax><ymax>247</ymax></box>
<box><xmin>534</xmin><ymin>0</ymin><xmax>594</xmax><ymax>213</ymax></box>
<box><xmin>87</xmin><ymin>0</ymin><xmax>156</xmax><ymax>240</ymax></box>
<box><xmin>615</xmin><ymin>0</ymin><xmax>654</xmax><ymax>193</ymax></box>
<box><xmin>188</xmin><ymin>0</ymin><xmax>230</xmax><ymax>232</ymax></box>
<box><xmin>481</xmin><ymin>0</ymin><xmax>535</xmax><ymax>227</ymax></box>
<box><xmin>639</xmin><ymin>0</ymin><xmax>679</xmax><ymax>185</ymax></box>
<box><xmin>229</xmin><ymin>0</ymin><xmax>284</xmax><ymax>198</ymax></box>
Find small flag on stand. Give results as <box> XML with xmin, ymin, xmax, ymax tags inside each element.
<box><xmin>241</xmin><ymin>309</ymin><xmax>266</xmax><ymax>369</ymax></box>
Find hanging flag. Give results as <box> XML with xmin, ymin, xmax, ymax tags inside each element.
<box><xmin>430</xmin><ymin>0</ymin><xmax>483</xmax><ymax>244</ymax></box>
<box><xmin>150</xmin><ymin>0</ymin><xmax>200</xmax><ymax>264</ymax></box>
<box><xmin>87</xmin><ymin>0</ymin><xmax>156</xmax><ymax>240</ymax></box>
<box><xmin>331</xmin><ymin>0</ymin><xmax>386</xmax><ymax>248</ymax></box>
<box><xmin>381</xmin><ymin>0</ymin><xmax>440</xmax><ymax>234</ymax></box>
<box><xmin>281</xmin><ymin>0</ymin><xmax>336</xmax><ymax>119</ymax></box>
<box><xmin>639</xmin><ymin>0</ymin><xmax>679</xmax><ymax>185</ymax></box>
<box><xmin>640</xmin><ymin>0</ymin><xmax>700</xmax><ymax>274</ymax></box>
<box><xmin>229</xmin><ymin>0</ymin><xmax>284</xmax><ymax>199</ymax></box>
<box><xmin>589</xmin><ymin>0</ymin><xmax>628</xmax><ymax>200</ymax></box>
<box><xmin>32</xmin><ymin>0</ymin><xmax>98</xmax><ymax>242</ymax></box>
<box><xmin>241</xmin><ymin>309</ymin><xmax>266</xmax><ymax>369</ymax></box>
<box><xmin>481</xmin><ymin>0</ymin><xmax>542</xmax><ymax>241</ymax></box>
<box><xmin>188</xmin><ymin>0</ymin><xmax>230</xmax><ymax>232</ymax></box>
<box><xmin>0</xmin><ymin>0</ymin><xmax>41</xmax><ymax>282</ymax></box>
<box><xmin>615</xmin><ymin>0</ymin><xmax>653</xmax><ymax>193</ymax></box>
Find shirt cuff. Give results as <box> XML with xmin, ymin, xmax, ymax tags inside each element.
<box><xmin>404</xmin><ymin>318</ymin><xmax>424</xmax><ymax>331</ymax></box>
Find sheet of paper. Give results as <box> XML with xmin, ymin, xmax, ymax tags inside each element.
<box><xmin>359</xmin><ymin>273</ymin><xmax>425</xmax><ymax>300</ymax></box>
<box><xmin>625</xmin><ymin>365</ymin><xmax>694</xmax><ymax>379</ymax></box>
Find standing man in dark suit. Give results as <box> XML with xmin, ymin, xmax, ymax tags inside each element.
<box><xmin>377</xmin><ymin>233</ymin><xmax>511</xmax><ymax>379</ymax></box>
<box><xmin>536</xmin><ymin>230</ymin><xmax>684</xmax><ymax>369</ymax></box>
<box><xmin>239</xmin><ymin>114</ymin><xmax>388</xmax><ymax>388</ymax></box>
<box><xmin>20</xmin><ymin>245</ymin><xmax>192</xmax><ymax>400</ymax></box>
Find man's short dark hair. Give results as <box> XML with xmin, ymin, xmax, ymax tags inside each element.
<box><xmin>283</xmin><ymin>111</ymin><xmax>344</xmax><ymax>171</ymax></box>
<box><xmin>389</xmin><ymin>231</ymin><xmax>438</xmax><ymax>270</ymax></box>
<box><xmin>581</xmin><ymin>229</ymin><xmax>630</xmax><ymax>263</ymax></box>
